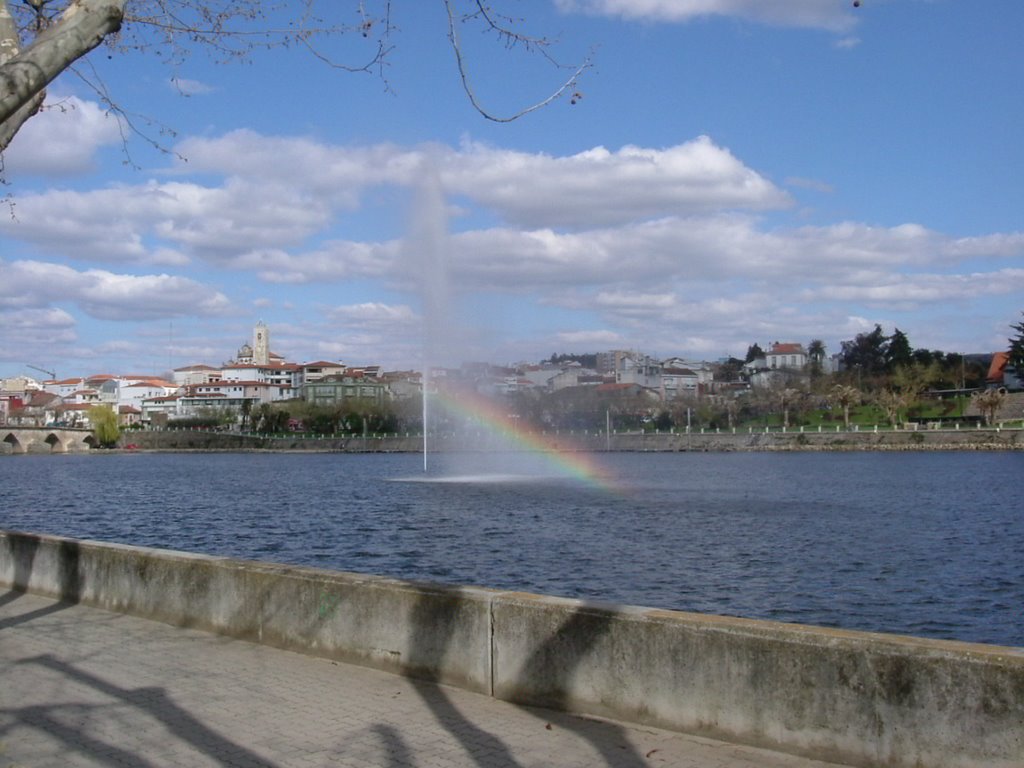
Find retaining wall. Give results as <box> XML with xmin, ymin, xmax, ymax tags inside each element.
<box><xmin>118</xmin><ymin>426</ymin><xmax>1023</xmax><ymax>453</ymax></box>
<box><xmin>1</xmin><ymin>530</ymin><xmax>1021</xmax><ymax>768</ymax></box>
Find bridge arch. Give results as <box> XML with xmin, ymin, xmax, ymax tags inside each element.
<box><xmin>1</xmin><ymin>427</ymin><xmax>95</xmax><ymax>454</ymax></box>
<box><xmin>3</xmin><ymin>432</ymin><xmax>24</xmax><ymax>454</ymax></box>
<box><xmin>43</xmin><ymin>432</ymin><xmax>68</xmax><ymax>453</ymax></box>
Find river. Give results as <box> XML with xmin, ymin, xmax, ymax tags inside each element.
<box><xmin>2</xmin><ymin>450</ymin><xmax>1021</xmax><ymax>647</ymax></box>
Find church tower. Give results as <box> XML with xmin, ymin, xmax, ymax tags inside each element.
<box><xmin>253</xmin><ymin>321</ymin><xmax>270</xmax><ymax>366</ymax></box>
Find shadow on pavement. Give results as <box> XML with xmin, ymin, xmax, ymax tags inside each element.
<box><xmin>0</xmin><ymin>535</ymin><xmax>81</xmax><ymax>631</ymax></box>
<box><xmin>407</xmin><ymin>589</ymin><xmax>526</xmax><ymax>767</ymax></box>
<box><xmin>370</xmin><ymin>724</ymin><xmax>416</xmax><ymax>768</ymax></box>
<box><xmin>15</xmin><ymin>653</ymin><xmax>281</xmax><ymax>768</ymax></box>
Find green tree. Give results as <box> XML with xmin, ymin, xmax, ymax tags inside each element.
<box><xmin>890</xmin><ymin>362</ymin><xmax>938</xmax><ymax>406</ymax></box>
<box><xmin>806</xmin><ymin>339</ymin><xmax>827</xmax><ymax>381</ymax></box>
<box><xmin>713</xmin><ymin>357</ymin><xmax>744</xmax><ymax>382</ymax></box>
<box><xmin>744</xmin><ymin>343</ymin><xmax>764</xmax><ymax>364</ymax></box>
<box><xmin>839</xmin><ymin>324</ymin><xmax>889</xmax><ymax>380</ymax></box>
<box><xmin>885</xmin><ymin>328</ymin><xmax>913</xmax><ymax>371</ymax></box>
<box><xmin>89</xmin><ymin>404</ymin><xmax>120</xmax><ymax>447</ymax></box>
<box><xmin>1009</xmin><ymin>313</ymin><xmax>1024</xmax><ymax>374</ymax></box>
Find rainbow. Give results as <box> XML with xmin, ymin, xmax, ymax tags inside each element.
<box><xmin>428</xmin><ymin>387</ymin><xmax>618</xmax><ymax>491</ymax></box>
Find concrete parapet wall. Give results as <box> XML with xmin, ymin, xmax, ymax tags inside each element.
<box><xmin>2</xmin><ymin>530</ymin><xmax>1021</xmax><ymax>768</ymax></box>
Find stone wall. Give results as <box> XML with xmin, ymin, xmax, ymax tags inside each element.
<box><xmin>2</xmin><ymin>530</ymin><xmax>1021</xmax><ymax>768</ymax></box>
<box><xmin>119</xmin><ymin>425</ymin><xmax>1022</xmax><ymax>452</ymax></box>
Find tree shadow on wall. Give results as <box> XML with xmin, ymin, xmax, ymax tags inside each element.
<box><xmin>403</xmin><ymin>586</ymin><xmax>648</xmax><ymax>768</ymax></box>
<box><xmin>0</xmin><ymin>535</ymin><xmax>81</xmax><ymax>630</ymax></box>
<box><xmin>505</xmin><ymin>604</ymin><xmax>649</xmax><ymax>768</ymax></box>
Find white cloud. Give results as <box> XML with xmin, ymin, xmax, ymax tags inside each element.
<box><xmin>444</xmin><ymin>137</ymin><xmax>791</xmax><ymax>228</ymax></box>
<box><xmin>169</xmin><ymin>77</ymin><xmax>215</xmax><ymax>96</ymax></box>
<box><xmin>0</xmin><ymin>307</ymin><xmax>76</xmax><ymax>336</ymax></box>
<box><xmin>174</xmin><ymin>132</ymin><xmax>790</xmax><ymax>230</ymax></box>
<box><xmin>0</xmin><ymin>178</ymin><xmax>332</xmax><ymax>264</ymax></box>
<box><xmin>809</xmin><ymin>269</ymin><xmax>1024</xmax><ymax>308</ymax></box>
<box><xmin>5</xmin><ymin>112</ymin><xmax>1023</xmax><ymax>371</ymax></box>
<box><xmin>229</xmin><ymin>240</ymin><xmax>399</xmax><ymax>284</ymax></box>
<box><xmin>0</xmin><ymin>260</ymin><xmax>231</xmax><ymax>321</ymax></box>
<box><xmin>0</xmin><ymin>308</ymin><xmax>78</xmax><ymax>363</ymax></box>
<box><xmin>1</xmin><ymin>96</ymin><xmax>122</xmax><ymax>176</ymax></box>
<box><xmin>172</xmin><ymin>130</ymin><xmax>418</xmax><ymax>204</ymax></box>
<box><xmin>556</xmin><ymin>329</ymin><xmax>625</xmax><ymax>346</ymax></box>
<box><xmin>330</xmin><ymin>303</ymin><xmax>418</xmax><ymax>324</ymax></box>
<box><xmin>554</xmin><ymin>0</ymin><xmax>858</xmax><ymax>32</ymax></box>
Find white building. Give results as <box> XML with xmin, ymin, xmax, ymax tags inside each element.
<box><xmin>765</xmin><ymin>342</ymin><xmax>807</xmax><ymax>370</ymax></box>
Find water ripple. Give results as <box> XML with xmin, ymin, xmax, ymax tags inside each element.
<box><xmin>1</xmin><ymin>450</ymin><xmax>1021</xmax><ymax>647</ymax></box>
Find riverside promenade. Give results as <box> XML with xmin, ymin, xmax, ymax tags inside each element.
<box><xmin>0</xmin><ymin>591</ymin><xmax>853</xmax><ymax>768</ymax></box>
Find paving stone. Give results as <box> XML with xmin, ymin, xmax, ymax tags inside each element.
<box><xmin>0</xmin><ymin>591</ymin><xmax>854</xmax><ymax>768</ymax></box>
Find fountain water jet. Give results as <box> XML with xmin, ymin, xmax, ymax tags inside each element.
<box><xmin>401</xmin><ymin>161</ymin><xmax>612</xmax><ymax>488</ymax></box>
<box><xmin>407</xmin><ymin>162</ymin><xmax>451</xmax><ymax>473</ymax></box>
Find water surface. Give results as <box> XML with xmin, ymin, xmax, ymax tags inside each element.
<box><xmin>2</xmin><ymin>450</ymin><xmax>1020</xmax><ymax>647</ymax></box>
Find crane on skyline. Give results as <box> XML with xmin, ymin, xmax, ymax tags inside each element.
<box><xmin>26</xmin><ymin>364</ymin><xmax>56</xmax><ymax>381</ymax></box>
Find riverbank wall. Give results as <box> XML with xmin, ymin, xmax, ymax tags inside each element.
<box><xmin>116</xmin><ymin>425</ymin><xmax>1023</xmax><ymax>452</ymax></box>
<box><xmin>2</xmin><ymin>530</ymin><xmax>1020</xmax><ymax>768</ymax></box>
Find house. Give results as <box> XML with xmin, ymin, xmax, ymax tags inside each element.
<box><xmin>118</xmin><ymin>405</ymin><xmax>143</xmax><ymax>428</ymax></box>
<box><xmin>380</xmin><ymin>371</ymin><xmax>421</xmax><ymax>400</ymax></box>
<box><xmin>41</xmin><ymin>377</ymin><xmax>86</xmax><ymax>399</ymax></box>
<box><xmin>0</xmin><ymin>395</ymin><xmax>18</xmax><ymax>425</ymax></box>
<box><xmin>140</xmin><ymin>394</ymin><xmax>181</xmax><ymax>422</ymax></box>
<box><xmin>302</xmin><ymin>361</ymin><xmax>347</xmax><ymax>382</ymax></box>
<box><xmin>119</xmin><ymin>380</ymin><xmax>180</xmax><ymax>412</ymax></box>
<box><xmin>987</xmin><ymin>351</ymin><xmax>1023</xmax><ymax>391</ymax></box>
<box><xmin>765</xmin><ymin>342</ymin><xmax>807</xmax><ymax>371</ymax></box>
<box><xmin>549</xmin><ymin>366</ymin><xmax>608</xmax><ymax>392</ymax></box>
<box><xmin>185</xmin><ymin>380</ymin><xmax>293</xmax><ymax>408</ymax></box>
<box><xmin>303</xmin><ymin>374</ymin><xmax>387</xmax><ymax>407</ymax></box>
<box><xmin>221</xmin><ymin>362</ymin><xmax>301</xmax><ymax>390</ymax></box>
<box><xmin>7</xmin><ymin>391</ymin><xmax>62</xmax><ymax>426</ymax></box>
<box><xmin>0</xmin><ymin>376</ymin><xmax>42</xmax><ymax>395</ymax></box>
<box><xmin>173</xmin><ymin>364</ymin><xmax>222</xmax><ymax>387</ymax></box>
<box><xmin>63</xmin><ymin>388</ymin><xmax>103</xmax><ymax>407</ymax></box>
<box><xmin>661</xmin><ymin>367</ymin><xmax>701</xmax><ymax>400</ymax></box>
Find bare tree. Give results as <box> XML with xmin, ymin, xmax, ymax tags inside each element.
<box><xmin>875</xmin><ymin>388</ymin><xmax>906</xmax><ymax>427</ymax></box>
<box><xmin>972</xmin><ymin>387</ymin><xmax>1006</xmax><ymax>427</ymax></box>
<box><xmin>0</xmin><ymin>1</ymin><xmax>591</xmax><ymax>152</ymax></box>
<box><xmin>829</xmin><ymin>384</ymin><xmax>860</xmax><ymax>429</ymax></box>
<box><xmin>773</xmin><ymin>386</ymin><xmax>802</xmax><ymax>429</ymax></box>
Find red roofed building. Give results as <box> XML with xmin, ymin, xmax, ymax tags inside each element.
<box><xmin>766</xmin><ymin>342</ymin><xmax>807</xmax><ymax>371</ymax></box>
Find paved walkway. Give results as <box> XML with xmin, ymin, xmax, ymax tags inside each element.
<box><xmin>0</xmin><ymin>591</ymin><xmax>853</xmax><ymax>768</ymax></box>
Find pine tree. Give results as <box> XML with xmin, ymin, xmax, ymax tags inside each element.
<box><xmin>886</xmin><ymin>328</ymin><xmax>913</xmax><ymax>371</ymax></box>
<box><xmin>1009</xmin><ymin>313</ymin><xmax>1024</xmax><ymax>372</ymax></box>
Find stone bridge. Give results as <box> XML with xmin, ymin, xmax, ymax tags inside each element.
<box><xmin>0</xmin><ymin>426</ymin><xmax>96</xmax><ymax>454</ymax></box>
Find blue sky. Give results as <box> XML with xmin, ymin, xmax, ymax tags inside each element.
<box><xmin>2</xmin><ymin>0</ymin><xmax>1022</xmax><ymax>379</ymax></box>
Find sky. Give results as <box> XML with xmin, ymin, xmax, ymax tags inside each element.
<box><xmin>1</xmin><ymin>0</ymin><xmax>1023</xmax><ymax>380</ymax></box>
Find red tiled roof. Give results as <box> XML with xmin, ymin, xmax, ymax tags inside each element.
<box><xmin>769</xmin><ymin>343</ymin><xmax>804</xmax><ymax>355</ymax></box>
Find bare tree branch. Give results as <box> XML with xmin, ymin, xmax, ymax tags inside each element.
<box><xmin>0</xmin><ymin>1</ymin><xmax>595</xmax><ymax>154</ymax></box>
<box><xmin>0</xmin><ymin>0</ymin><xmax>46</xmax><ymax>149</ymax></box>
<box><xmin>444</xmin><ymin>0</ymin><xmax>592</xmax><ymax>123</ymax></box>
<box><xmin>0</xmin><ymin>0</ymin><xmax>123</xmax><ymax>131</ymax></box>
